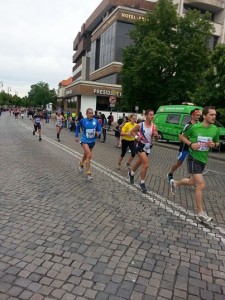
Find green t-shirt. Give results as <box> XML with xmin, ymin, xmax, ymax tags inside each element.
<box><xmin>183</xmin><ymin>122</ymin><xmax>219</xmax><ymax>163</ymax></box>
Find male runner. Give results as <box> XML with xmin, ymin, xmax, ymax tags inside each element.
<box><xmin>75</xmin><ymin>108</ymin><xmax>102</xmax><ymax>180</ymax></box>
<box><xmin>129</xmin><ymin>109</ymin><xmax>160</xmax><ymax>193</ymax></box>
<box><xmin>170</xmin><ymin>106</ymin><xmax>220</xmax><ymax>223</ymax></box>
<box><xmin>32</xmin><ymin>110</ymin><xmax>44</xmax><ymax>141</ymax></box>
<box><xmin>167</xmin><ymin>108</ymin><xmax>201</xmax><ymax>182</ymax></box>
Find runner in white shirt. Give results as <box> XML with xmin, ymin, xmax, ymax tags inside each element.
<box><xmin>129</xmin><ymin>109</ymin><xmax>160</xmax><ymax>193</ymax></box>
<box><xmin>55</xmin><ymin>111</ymin><xmax>64</xmax><ymax>142</ymax></box>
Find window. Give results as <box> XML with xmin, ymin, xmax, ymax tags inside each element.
<box><xmin>182</xmin><ymin>115</ymin><xmax>190</xmax><ymax>126</ymax></box>
<box><xmin>166</xmin><ymin>114</ymin><xmax>180</xmax><ymax>124</ymax></box>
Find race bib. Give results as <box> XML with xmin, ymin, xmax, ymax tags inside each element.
<box><xmin>144</xmin><ymin>143</ymin><xmax>151</xmax><ymax>154</ymax></box>
<box><xmin>86</xmin><ymin>129</ymin><xmax>96</xmax><ymax>138</ymax></box>
<box><xmin>197</xmin><ymin>136</ymin><xmax>212</xmax><ymax>151</ymax></box>
<box><xmin>35</xmin><ymin>117</ymin><xmax>41</xmax><ymax>123</ymax></box>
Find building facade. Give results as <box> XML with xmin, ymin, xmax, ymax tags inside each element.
<box><xmin>59</xmin><ymin>0</ymin><xmax>225</xmax><ymax>114</ymax></box>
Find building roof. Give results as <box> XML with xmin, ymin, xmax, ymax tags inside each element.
<box><xmin>59</xmin><ymin>77</ymin><xmax>73</xmax><ymax>87</ymax></box>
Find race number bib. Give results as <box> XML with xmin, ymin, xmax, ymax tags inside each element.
<box><xmin>86</xmin><ymin>129</ymin><xmax>96</xmax><ymax>138</ymax></box>
<box><xmin>35</xmin><ymin>117</ymin><xmax>41</xmax><ymax>123</ymax></box>
<box><xmin>144</xmin><ymin>143</ymin><xmax>151</xmax><ymax>154</ymax></box>
<box><xmin>197</xmin><ymin>136</ymin><xmax>212</xmax><ymax>151</ymax></box>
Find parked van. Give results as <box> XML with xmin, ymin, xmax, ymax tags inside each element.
<box><xmin>154</xmin><ymin>105</ymin><xmax>225</xmax><ymax>148</ymax></box>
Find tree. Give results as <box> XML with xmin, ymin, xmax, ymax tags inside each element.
<box><xmin>192</xmin><ymin>44</ymin><xmax>225</xmax><ymax>108</ymax></box>
<box><xmin>28</xmin><ymin>81</ymin><xmax>56</xmax><ymax>108</ymax></box>
<box><xmin>121</xmin><ymin>0</ymin><xmax>214</xmax><ymax>111</ymax></box>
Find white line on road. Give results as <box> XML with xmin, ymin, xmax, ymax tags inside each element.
<box><xmin>20</xmin><ymin>122</ymin><xmax>225</xmax><ymax>244</ymax></box>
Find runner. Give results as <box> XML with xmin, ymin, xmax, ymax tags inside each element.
<box><xmin>32</xmin><ymin>110</ymin><xmax>44</xmax><ymax>141</ymax></box>
<box><xmin>128</xmin><ymin>109</ymin><xmax>160</xmax><ymax>193</ymax></box>
<box><xmin>170</xmin><ymin>106</ymin><xmax>220</xmax><ymax>223</ymax></box>
<box><xmin>117</xmin><ymin>114</ymin><xmax>137</xmax><ymax>170</ymax></box>
<box><xmin>75</xmin><ymin>108</ymin><xmax>102</xmax><ymax>180</ymax></box>
<box><xmin>55</xmin><ymin>111</ymin><xmax>64</xmax><ymax>142</ymax></box>
<box><xmin>167</xmin><ymin>108</ymin><xmax>201</xmax><ymax>182</ymax></box>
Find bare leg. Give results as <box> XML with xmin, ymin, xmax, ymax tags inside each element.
<box><xmin>82</xmin><ymin>144</ymin><xmax>93</xmax><ymax>173</ymax></box>
<box><xmin>176</xmin><ymin>174</ymin><xmax>205</xmax><ymax>213</ymax></box>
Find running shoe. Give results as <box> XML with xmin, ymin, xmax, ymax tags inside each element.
<box><xmin>167</xmin><ymin>173</ymin><xmax>173</xmax><ymax>183</ymax></box>
<box><xmin>86</xmin><ymin>173</ymin><xmax>93</xmax><ymax>180</ymax></box>
<box><xmin>139</xmin><ymin>183</ymin><xmax>147</xmax><ymax>193</ymax></box>
<box><xmin>196</xmin><ymin>212</ymin><xmax>213</xmax><ymax>223</ymax></box>
<box><xmin>39</xmin><ymin>137</ymin><xmax>42</xmax><ymax>141</ymax></box>
<box><xmin>170</xmin><ymin>179</ymin><xmax>177</xmax><ymax>195</ymax></box>
<box><xmin>79</xmin><ymin>162</ymin><xmax>84</xmax><ymax>172</ymax></box>
<box><xmin>33</xmin><ymin>130</ymin><xmax>35</xmax><ymax>136</ymax></box>
<box><xmin>126</xmin><ymin>163</ymin><xmax>131</xmax><ymax>172</ymax></box>
<box><xmin>128</xmin><ymin>171</ymin><xmax>134</xmax><ymax>184</ymax></box>
<box><xmin>117</xmin><ymin>163</ymin><xmax>121</xmax><ymax>170</ymax></box>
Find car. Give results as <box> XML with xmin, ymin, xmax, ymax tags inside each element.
<box><xmin>154</xmin><ymin>104</ymin><xmax>225</xmax><ymax>149</ymax></box>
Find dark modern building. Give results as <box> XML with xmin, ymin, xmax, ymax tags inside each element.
<box><xmin>59</xmin><ymin>0</ymin><xmax>225</xmax><ymax>114</ymax></box>
<box><xmin>60</xmin><ymin>0</ymin><xmax>155</xmax><ymax>114</ymax></box>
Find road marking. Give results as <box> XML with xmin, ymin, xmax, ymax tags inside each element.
<box><xmin>20</xmin><ymin>122</ymin><xmax>225</xmax><ymax>244</ymax></box>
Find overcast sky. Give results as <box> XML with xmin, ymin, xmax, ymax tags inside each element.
<box><xmin>0</xmin><ymin>0</ymin><xmax>102</xmax><ymax>97</ymax></box>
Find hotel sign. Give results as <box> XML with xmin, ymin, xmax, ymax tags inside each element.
<box><xmin>119</xmin><ymin>11</ymin><xmax>146</xmax><ymax>22</ymax></box>
<box><xmin>93</xmin><ymin>88</ymin><xmax>122</xmax><ymax>97</ymax></box>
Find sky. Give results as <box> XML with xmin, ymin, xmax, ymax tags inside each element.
<box><xmin>0</xmin><ymin>0</ymin><xmax>102</xmax><ymax>97</ymax></box>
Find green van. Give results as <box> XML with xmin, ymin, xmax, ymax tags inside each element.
<box><xmin>154</xmin><ymin>105</ymin><xmax>225</xmax><ymax>148</ymax></box>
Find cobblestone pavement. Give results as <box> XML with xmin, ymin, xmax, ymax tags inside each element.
<box><xmin>0</xmin><ymin>113</ymin><xmax>225</xmax><ymax>300</ymax></box>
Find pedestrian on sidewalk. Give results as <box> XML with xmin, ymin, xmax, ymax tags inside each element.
<box><xmin>100</xmin><ymin>113</ymin><xmax>107</xmax><ymax>143</ymax></box>
<box><xmin>75</xmin><ymin>108</ymin><xmax>102</xmax><ymax>180</ymax></box>
<box><xmin>170</xmin><ymin>106</ymin><xmax>220</xmax><ymax>223</ymax></box>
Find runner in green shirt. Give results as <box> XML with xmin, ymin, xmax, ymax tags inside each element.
<box><xmin>170</xmin><ymin>106</ymin><xmax>220</xmax><ymax>223</ymax></box>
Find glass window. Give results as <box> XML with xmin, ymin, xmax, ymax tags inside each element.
<box><xmin>182</xmin><ymin>115</ymin><xmax>190</xmax><ymax>126</ymax></box>
<box><xmin>166</xmin><ymin>114</ymin><xmax>180</xmax><ymax>124</ymax></box>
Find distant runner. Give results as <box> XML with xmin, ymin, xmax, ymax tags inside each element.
<box><xmin>32</xmin><ymin>110</ymin><xmax>44</xmax><ymax>141</ymax></box>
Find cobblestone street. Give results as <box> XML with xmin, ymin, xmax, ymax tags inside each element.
<box><xmin>0</xmin><ymin>113</ymin><xmax>225</xmax><ymax>300</ymax></box>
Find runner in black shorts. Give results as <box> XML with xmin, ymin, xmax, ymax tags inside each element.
<box><xmin>32</xmin><ymin>110</ymin><xmax>44</xmax><ymax>141</ymax></box>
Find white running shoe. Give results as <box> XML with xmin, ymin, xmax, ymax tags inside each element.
<box><xmin>170</xmin><ymin>179</ymin><xmax>177</xmax><ymax>195</ymax></box>
<box><xmin>196</xmin><ymin>212</ymin><xmax>213</xmax><ymax>223</ymax></box>
<box><xmin>87</xmin><ymin>173</ymin><xmax>93</xmax><ymax>180</ymax></box>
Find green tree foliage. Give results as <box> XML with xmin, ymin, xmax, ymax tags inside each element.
<box><xmin>28</xmin><ymin>81</ymin><xmax>57</xmax><ymax>108</ymax></box>
<box><xmin>192</xmin><ymin>44</ymin><xmax>225</xmax><ymax>108</ymax></box>
<box><xmin>121</xmin><ymin>0</ymin><xmax>214</xmax><ymax>111</ymax></box>
<box><xmin>0</xmin><ymin>81</ymin><xmax>57</xmax><ymax>108</ymax></box>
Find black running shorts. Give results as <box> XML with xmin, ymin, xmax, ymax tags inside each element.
<box><xmin>187</xmin><ymin>155</ymin><xmax>206</xmax><ymax>174</ymax></box>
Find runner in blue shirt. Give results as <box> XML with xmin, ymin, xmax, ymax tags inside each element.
<box><xmin>75</xmin><ymin>108</ymin><xmax>102</xmax><ymax>180</ymax></box>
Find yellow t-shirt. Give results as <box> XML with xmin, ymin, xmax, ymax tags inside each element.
<box><xmin>121</xmin><ymin>122</ymin><xmax>136</xmax><ymax>141</ymax></box>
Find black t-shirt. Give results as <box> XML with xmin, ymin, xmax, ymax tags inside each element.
<box><xmin>179</xmin><ymin>121</ymin><xmax>192</xmax><ymax>152</ymax></box>
<box><xmin>33</xmin><ymin>114</ymin><xmax>43</xmax><ymax>124</ymax></box>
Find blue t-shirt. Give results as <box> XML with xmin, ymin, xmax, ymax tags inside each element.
<box><xmin>75</xmin><ymin>117</ymin><xmax>102</xmax><ymax>144</ymax></box>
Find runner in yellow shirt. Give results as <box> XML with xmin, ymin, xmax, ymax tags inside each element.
<box><xmin>117</xmin><ymin>114</ymin><xmax>137</xmax><ymax>170</ymax></box>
